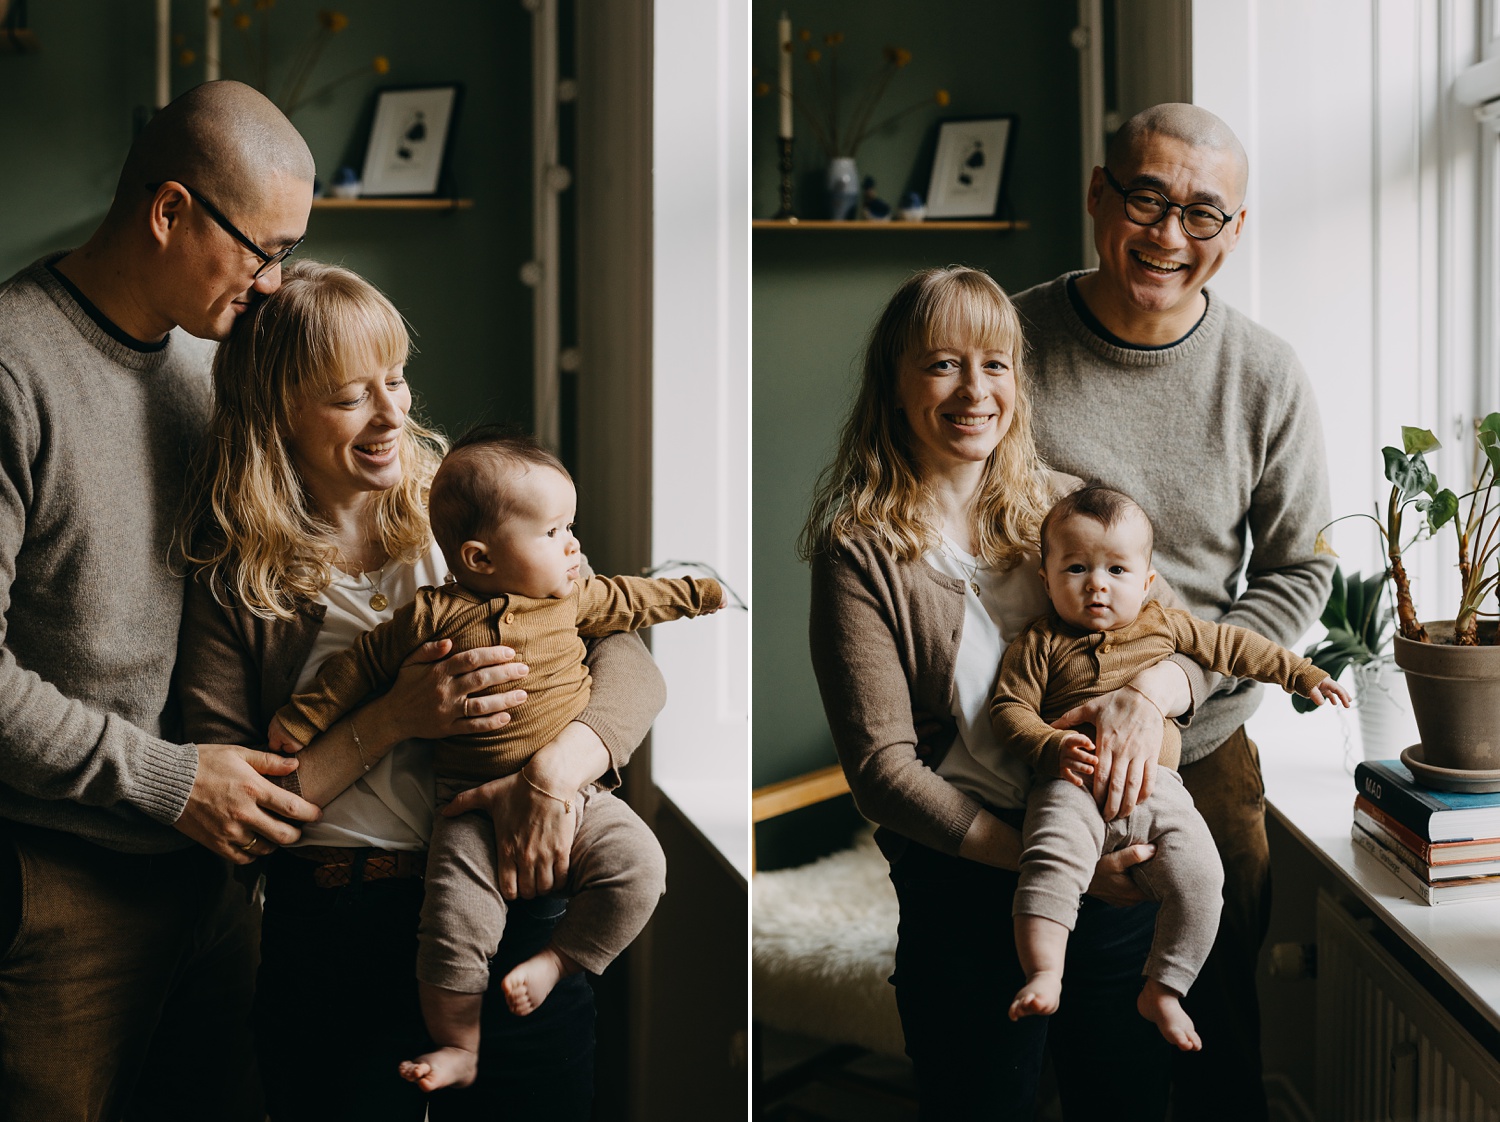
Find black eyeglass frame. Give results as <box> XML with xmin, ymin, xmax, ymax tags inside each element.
<box><xmin>145</xmin><ymin>181</ymin><xmax>304</xmax><ymax>279</ymax></box>
<box><xmin>1100</xmin><ymin>167</ymin><xmax>1237</xmax><ymax>241</ymax></box>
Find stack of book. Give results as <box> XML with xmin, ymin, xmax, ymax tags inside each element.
<box><xmin>1351</xmin><ymin>758</ymin><xmax>1500</xmax><ymax>905</ymax></box>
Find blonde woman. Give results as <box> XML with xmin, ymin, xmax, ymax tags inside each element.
<box><xmin>176</xmin><ymin>260</ymin><xmax>662</xmax><ymax>1121</ymax></box>
<box><xmin>802</xmin><ymin>267</ymin><xmax>1198</xmax><ymax>1120</ymax></box>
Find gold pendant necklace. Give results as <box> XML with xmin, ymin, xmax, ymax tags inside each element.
<box><xmin>366</xmin><ymin>563</ymin><xmax>390</xmax><ymax>611</ymax></box>
<box><xmin>942</xmin><ymin>540</ymin><xmax>983</xmax><ymax>598</ymax></box>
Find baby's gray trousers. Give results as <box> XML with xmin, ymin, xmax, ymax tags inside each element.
<box><xmin>417</xmin><ymin>785</ymin><xmax>667</xmax><ymax>993</ymax></box>
<box><xmin>1014</xmin><ymin>770</ymin><xmax>1224</xmax><ymax>997</ymax></box>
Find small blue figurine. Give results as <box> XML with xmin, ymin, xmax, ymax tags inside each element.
<box><xmin>898</xmin><ymin>190</ymin><xmax>926</xmax><ymax>222</ymax></box>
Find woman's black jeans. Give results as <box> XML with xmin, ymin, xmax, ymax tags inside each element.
<box><xmin>887</xmin><ymin>837</ymin><xmax>1172</xmax><ymax>1121</ymax></box>
<box><xmin>254</xmin><ymin>851</ymin><xmax>595</xmax><ymax>1122</ymax></box>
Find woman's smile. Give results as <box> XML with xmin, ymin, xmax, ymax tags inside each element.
<box><xmin>896</xmin><ymin>344</ymin><xmax>1016</xmax><ymax>477</ymax></box>
<box><xmin>287</xmin><ymin>361</ymin><xmax>412</xmax><ymax>508</ymax></box>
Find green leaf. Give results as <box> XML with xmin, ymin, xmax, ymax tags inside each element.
<box><xmin>1402</xmin><ymin>426</ymin><xmax>1442</xmax><ymax>455</ymax></box>
<box><xmin>1383</xmin><ymin>447</ymin><xmax>1434</xmax><ymax>501</ymax></box>
<box><xmin>1320</xmin><ymin>566</ymin><xmax>1347</xmax><ymax>631</ymax></box>
<box><xmin>1344</xmin><ymin>571</ymin><xmax>1365</xmax><ymax>635</ymax></box>
<box><xmin>1427</xmin><ymin>487</ymin><xmax>1459</xmax><ymax>532</ymax></box>
<box><xmin>1356</xmin><ymin>569</ymin><xmax>1392</xmax><ymax>649</ymax></box>
<box><xmin>1478</xmin><ymin>418</ymin><xmax>1500</xmax><ymax>477</ymax></box>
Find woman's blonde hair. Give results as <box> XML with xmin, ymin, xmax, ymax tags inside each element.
<box><xmin>178</xmin><ymin>259</ymin><xmax>447</xmax><ymax>619</ymax></box>
<box><xmin>798</xmin><ymin>266</ymin><xmax>1050</xmax><ymax>568</ymax></box>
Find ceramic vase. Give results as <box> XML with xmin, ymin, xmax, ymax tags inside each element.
<box><xmin>826</xmin><ymin>157</ymin><xmax>859</xmax><ymax>220</ymax></box>
<box><xmin>1350</xmin><ymin>661</ymin><xmax>1419</xmax><ymax>762</ymax></box>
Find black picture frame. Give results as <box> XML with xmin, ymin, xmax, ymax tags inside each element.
<box><xmin>359</xmin><ymin>83</ymin><xmax>464</xmax><ymax>197</ymax></box>
<box><xmin>924</xmin><ymin>115</ymin><xmax>1017</xmax><ymax>220</ymax></box>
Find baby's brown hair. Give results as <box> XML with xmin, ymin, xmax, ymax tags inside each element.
<box><xmin>428</xmin><ymin>425</ymin><xmax>570</xmax><ymax>565</ymax></box>
<box><xmin>1039</xmin><ymin>483</ymin><xmax>1155</xmax><ymax>562</ymax></box>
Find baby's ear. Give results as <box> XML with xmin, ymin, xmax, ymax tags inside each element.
<box><xmin>459</xmin><ymin>540</ymin><xmax>494</xmax><ymax>574</ymax></box>
<box><xmin>1145</xmin><ymin>567</ymin><xmax>1157</xmax><ymax>590</ymax></box>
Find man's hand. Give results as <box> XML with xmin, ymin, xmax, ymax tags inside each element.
<box><xmin>174</xmin><ymin>744</ymin><xmax>322</xmax><ymax>864</ymax></box>
<box><xmin>1051</xmin><ymin>685</ymin><xmax>1163</xmax><ymax>820</ymax></box>
<box><xmin>1085</xmin><ymin>842</ymin><xmax>1156</xmax><ymax>906</ymax></box>
<box><xmin>443</xmin><ymin>771</ymin><xmax>578</xmax><ymax>900</ymax></box>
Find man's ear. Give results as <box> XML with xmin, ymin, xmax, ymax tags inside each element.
<box><xmin>459</xmin><ymin>540</ymin><xmax>494</xmax><ymax>575</ymax></box>
<box><xmin>149</xmin><ymin>182</ymin><xmax>189</xmax><ymax>249</ymax></box>
<box><xmin>1084</xmin><ymin>165</ymin><xmax>1106</xmax><ymax>218</ymax></box>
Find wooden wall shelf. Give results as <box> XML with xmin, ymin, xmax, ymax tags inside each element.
<box><xmin>752</xmin><ymin>219</ymin><xmax>1028</xmax><ymax>232</ymax></box>
<box><xmin>311</xmin><ymin>198</ymin><xmax>473</xmax><ymax>211</ymax></box>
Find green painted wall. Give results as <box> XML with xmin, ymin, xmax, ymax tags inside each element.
<box><xmin>751</xmin><ymin>1</ymin><xmax>1086</xmax><ymax>812</ymax></box>
<box><xmin>0</xmin><ymin>0</ymin><xmax>534</xmax><ymax>437</ymax></box>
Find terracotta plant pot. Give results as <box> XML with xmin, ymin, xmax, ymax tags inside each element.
<box><xmin>1392</xmin><ymin>621</ymin><xmax>1500</xmax><ymax>771</ymax></box>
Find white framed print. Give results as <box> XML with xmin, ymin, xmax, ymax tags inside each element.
<box><xmin>925</xmin><ymin>115</ymin><xmax>1016</xmax><ymax>220</ymax></box>
<box><xmin>359</xmin><ymin>84</ymin><xmax>462</xmax><ymax>197</ymax></box>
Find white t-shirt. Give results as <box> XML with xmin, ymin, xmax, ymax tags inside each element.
<box><xmin>925</xmin><ymin>535</ymin><xmax>1051</xmax><ymax>812</ymax></box>
<box><xmin>293</xmin><ymin>540</ymin><xmax>450</xmax><ymax>850</ymax></box>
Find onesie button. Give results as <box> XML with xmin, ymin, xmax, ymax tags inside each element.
<box><xmin>505</xmin><ymin>612</ymin><xmax>516</xmax><ymax>624</ymax></box>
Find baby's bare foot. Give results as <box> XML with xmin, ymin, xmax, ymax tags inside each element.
<box><xmin>1138</xmin><ymin>980</ymin><xmax>1201</xmax><ymax>1051</ymax></box>
<box><xmin>398</xmin><ymin>1046</ymin><xmax>478</xmax><ymax>1092</ymax></box>
<box><xmin>501</xmin><ymin>947</ymin><xmax>572</xmax><ymax>1016</ymax></box>
<box><xmin>1008</xmin><ymin>971</ymin><xmax>1062</xmax><ymax>1021</ymax></box>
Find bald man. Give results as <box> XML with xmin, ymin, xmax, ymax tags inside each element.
<box><xmin>0</xmin><ymin>82</ymin><xmax>320</xmax><ymax>1121</ymax></box>
<box><xmin>1015</xmin><ymin>104</ymin><xmax>1334</xmax><ymax>1120</ymax></box>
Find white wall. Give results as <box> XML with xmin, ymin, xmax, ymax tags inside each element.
<box><xmin>1194</xmin><ymin>0</ymin><xmax>1486</xmax><ymax>615</ymax></box>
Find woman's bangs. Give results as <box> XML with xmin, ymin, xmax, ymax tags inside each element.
<box><xmin>308</xmin><ymin>292</ymin><xmax>411</xmax><ymax>396</ymax></box>
<box><xmin>917</xmin><ymin>279</ymin><xmax>1019</xmax><ymax>357</ymax></box>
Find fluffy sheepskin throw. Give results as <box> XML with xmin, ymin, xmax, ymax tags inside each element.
<box><xmin>752</xmin><ymin>828</ymin><xmax>906</xmax><ymax>1058</ymax></box>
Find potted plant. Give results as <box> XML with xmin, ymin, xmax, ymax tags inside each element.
<box><xmin>1323</xmin><ymin>419</ymin><xmax>1500</xmax><ymax>775</ymax></box>
<box><xmin>1294</xmin><ymin>565</ymin><xmax>1415</xmax><ymax>759</ymax></box>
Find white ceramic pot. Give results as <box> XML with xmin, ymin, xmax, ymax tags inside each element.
<box><xmin>1351</xmin><ymin>661</ymin><xmax>1419</xmax><ymax>762</ymax></box>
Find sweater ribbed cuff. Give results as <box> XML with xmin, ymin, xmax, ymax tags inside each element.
<box><xmin>139</xmin><ymin>736</ymin><xmax>203</xmax><ymax>826</ymax></box>
<box><xmin>571</xmin><ymin>712</ymin><xmax>627</xmax><ymax>790</ymax></box>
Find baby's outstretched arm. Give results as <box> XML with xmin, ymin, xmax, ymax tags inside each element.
<box><xmin>267</xmin><ymin>715</ymin><xmax>306</xmax><ymax>755</ymax></box>
<box><xmin>1305</xmin><ymin>678</ymin><xmax>1352</xmax><ymax>708</ymax></box>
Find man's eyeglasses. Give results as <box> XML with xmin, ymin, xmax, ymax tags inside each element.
<box><xmin>146</xmin><ymin>182</ymin><xmax>304</xmax><ymax>279</ymax></box>
<box><xmin>1101</xmin><ymin>167</ymin><xmax>1236</xmax><ymax>240</ymax></box>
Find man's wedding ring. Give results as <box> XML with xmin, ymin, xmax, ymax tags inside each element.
<box><xmin>240</xmin><ymin>837</ymin><xmax>258</xmax><ymax>853</ymax></box>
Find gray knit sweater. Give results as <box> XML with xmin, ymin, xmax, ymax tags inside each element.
<box><xmin>0</xmin><ymin>256</ymin><xmax>213</xmax><ymax>851</ymax></box>
<box><xmin>1014</xmin><ymin>272</ymin><xmax>1334</xmax><ymax>763</ymax></box>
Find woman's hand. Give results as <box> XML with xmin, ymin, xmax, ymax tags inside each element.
<box><xmin>440</xmin><ymin>721</ymin><xmax>611</xmax><ymax>899</ymax></box>
<box><xmin>1085</xmin><ymin>843</ymin><xmax>1156</xmax><ymax>906</ymax></box>
<box><xmin>1051</xmin><ymin>660</ymin><xmax>1189</xmax><ymax>821</ymax></box>
<box><xmin>375</xmin><ymin>639</ymin><xmax>530</xmax><ymax>743</ymax></box>
<box><xmin>442</xmin><ymin>770</ymin><xmax>578</xmax><ymax>899</ymax></box>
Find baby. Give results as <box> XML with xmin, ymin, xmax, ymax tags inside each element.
<box><xmin>988</xmin><ymin>484</ymin><xmax>1349</xmax><ymax>1051</ymax></box>
<box><xmin>270</xmin><ymin>428</ymin><xmax>723</xmax><ymax>1092</ymax></box>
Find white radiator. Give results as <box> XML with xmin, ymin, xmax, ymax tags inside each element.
<box><xmin>1316</xmin><ymin>891</ymin><xmax>1500</xmax><ymax>1120</ymax></box>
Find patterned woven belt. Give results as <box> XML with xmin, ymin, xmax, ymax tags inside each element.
<box><xmin>285</xmin><ymin>845</ymin><xmax>426</xmax><ymax>889</ymax></box>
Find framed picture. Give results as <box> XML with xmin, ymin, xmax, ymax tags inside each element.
<box><xmin>360</xmin><ymin>84</ymin><xmax>463</xmax><ymax>197</ymax></box>
<box><xmin>925</xmin><ymin>115</ymin><xmax>1017</xmax><ymax>219</ymax></box>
